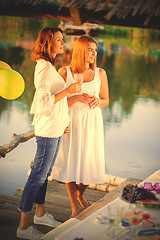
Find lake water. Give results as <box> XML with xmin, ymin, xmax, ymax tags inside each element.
<box><xmin>0</xmin><ymin>17</ymin><xmax>160</xmax><ymax>194</ymax></box>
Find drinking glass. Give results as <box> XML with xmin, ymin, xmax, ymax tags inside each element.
<box><xmin>107</xmin><ymin>204</ymin><xmax>122</xmax><ymax>239</ymax></box>
<box><xmin>108</xmin><ymin>205</ymin><xmax>122</xmax><ymax>226</ymax></box>
<box><xmin>74</xmin><ymin>73</ymin><xmax>83</xmax><ymax>84</ymax></box>
<box><xmin>121</xmin><ymin>204</ymin><xmax>143</xmax><ymax>239</ymax></box>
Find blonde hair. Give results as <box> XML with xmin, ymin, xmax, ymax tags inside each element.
<box><xmin>70</xmin><ymin>35</ymin><xmax>97</xmax><ymax>73</ymax></box>
<box><xmin>31</xmin><ymin>26</ymin><xmax>63</xmax><ymax>65</ymax></box>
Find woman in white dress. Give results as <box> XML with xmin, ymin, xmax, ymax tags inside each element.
<box><xmin>52</xmin><ymin>35</ymin><xmax>109</xmax><ymax>217</ymax></box>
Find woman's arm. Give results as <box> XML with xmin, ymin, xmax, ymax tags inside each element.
<box><xmin>89</xmin><ymin>68</ymin><xmax>109</xmax><ymax>109</ymax></box>
<box><xmin>99</xmin><ymin>68</ymin><xmax>109</xmax><ymax>108</ymax></box>
<box><xmin>54</xmin><ymin>67</ymin><xmax>81</xmax><ymax>104</ymax></box>
<box><xmin>58</xmin><ymin>67</ymin><xmax>84</xmax><ymax>107</ymax></box>
<box><xmin>54</xmin><ymin>84</ymin><xmax>81</xmax><ymax>104</ymax></box>
<box><xmin>31</xmin><ymin>63</ymin><xmax>81</xmax><ymax>116</ymax></box>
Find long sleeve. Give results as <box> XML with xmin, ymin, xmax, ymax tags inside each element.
<box><xmin>30</xmin><ymin>59</ymin><xmax>69</xmax><ymax>138</ymax></box>
<box><xmin>30</xmin><ymin>60</ymin><xmax>55</xmax><ymax>116</ymax></box>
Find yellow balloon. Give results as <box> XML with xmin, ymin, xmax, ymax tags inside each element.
<box><xmin>0</xmin><ymin>68</ymin><xmax>25</xmax><ymax>100</ymax></box>
<box><xmin>0</xmin><ymin>61</ymin><xmax>12</xmax><ymax>69</ymax></box>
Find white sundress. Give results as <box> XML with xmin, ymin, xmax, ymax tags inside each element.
<box><xmin>51</xmin><ymin>66</ymin><xmax>105</xmax><ymax>185</ymax></box>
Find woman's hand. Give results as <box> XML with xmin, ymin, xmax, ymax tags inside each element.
<box><xmin>67</xmin><ymin>83</ymin><xmax>82</xmax><ymax>95</ymax></box>
<box><xmin>64</xmin><ymin>125</ymin><xmax>70</xmax><ymax>134</ymax></box>
<box><xmin>79</xmin><ymin>93</ymin><xmax>100</xmax><ymax>109</ymax></box>
<box><xmin>88</xmin><ymin>95</ymin><xmax>100</xmax><ymax>109</ymax></box>
<box><xmin>80</xmin><ymin>93</ymin><xmax>94</xmax><ymax>105</ymax></box>
<box><xmin>67</xmin><ymin>93</ymin><xmax>100</xmax><ymax>108</ymax></box>
<box><xmin>54</xmin><ymin>83</ymin><xmax>81</xmax><ymax>104</ymax></box>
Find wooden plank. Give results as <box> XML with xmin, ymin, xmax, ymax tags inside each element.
<box><xmin>0</xmin><ymin>181</ymin><xmax>107</xmax><ymax>240</ymax></box>
<box><xmin>0</xmin><ymin>179</ymin><xmax>144</xmax><ymax>239</ymax></box>
<box><xmin>42</xmin><ymin>181</ymin><xmax>106</xmax><ymax>221</ymax></box>
<box><xmin>46</xmin><ymin>181</ymin><xmax>106</xmax><ymax>205</ymax></box>
<box><xmin>1</xmin><ymin>181</ymin><xmax>107</xmax><ymax>221</ymax></box>
<box><xmin>76</xmin><ymin>178</ymin><xmax>142</xmax><ymax>220</ymax></box>
<box><xmin>69</xmin><ymin>5</ymin><xmax>82</xmax><ymax>25</ymax></box>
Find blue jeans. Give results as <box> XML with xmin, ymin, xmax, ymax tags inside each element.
<box><xmin>19</xmin><ymin>136</ymin><xmax>62</xmax><ymax>213</ymax></box>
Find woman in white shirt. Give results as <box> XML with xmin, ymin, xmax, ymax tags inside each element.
<box><xmin>17</xmin><ymin>27</ymin><xmax>81</xmax><ymax>240</ymax></box>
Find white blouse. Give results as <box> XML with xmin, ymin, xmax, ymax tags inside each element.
<box><xmin>30</xmin><ymin>59</ymin><xmax>69</xmax><ymax>138</ymax></box>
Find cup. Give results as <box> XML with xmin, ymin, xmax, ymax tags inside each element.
<box><xmin>74</xmin><ymin>73</ymin><xmax>83</xmax><ymax>84</ymax></box>
<box><xmin>121</xmin><ymin>204</ymin><xmax>143</xmax><ymax>239</ymax></box>
<box><xmin>121</xmin><ymin>204</ymin><xmax>143</xmax><ymax>227</ymax></box>
<box><xmin>106</xmin><ymin>205</ymin><xmax>122</xmax><ymax>239</ymax></box>
<box><xmin>107</xmin><ymin>204</ymin><xmax>122</xmax><ymax>226</ymax></box>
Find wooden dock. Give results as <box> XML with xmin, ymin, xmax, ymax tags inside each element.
<box><xmin>0</xmin><ymin>178</ymin><xmax>142</xmax><ymax>240</ymax></box>
<box><xmin>0</xmin><ymin>181</ymin><xmax>106</xmax><ymax>240</ymax></box>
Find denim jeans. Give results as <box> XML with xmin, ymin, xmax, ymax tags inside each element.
<box><xmin>19</xmin><ymin>136</ymin><xmax>62</xmax><ymax>213</ymax></box>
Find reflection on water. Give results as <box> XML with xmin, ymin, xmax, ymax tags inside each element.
<box><xmin>0</xmin><ymin>17</ymin><xmax>160</xmax><ymax>194</ymax></box>
<box><xmin>104</xmin><ymin>98</ymin><xmax>160</xmax><ymax>178</ymax></box>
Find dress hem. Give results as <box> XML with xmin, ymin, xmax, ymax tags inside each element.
<box><xmin>52</xmin><ymin>178</ymin><xmax>105</xmax><ymax>185</ymax></box>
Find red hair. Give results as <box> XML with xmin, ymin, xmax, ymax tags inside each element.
<box><xmin>31</xmin><ymin>27</ymin><xmax>63</xmax><ymax>65</ymax></box>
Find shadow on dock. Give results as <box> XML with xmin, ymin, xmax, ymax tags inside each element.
<box><xmin>0</xmin><ymin>177</ymin><xmax>142</xmax><ymax>240</ymax></box>
<box><xmin>0</xmin><ymin>181</ymin><xmax>107</xmax><ymax>240</ymax></box>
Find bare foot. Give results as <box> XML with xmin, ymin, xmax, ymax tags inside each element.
<box><xmin>77</xmin><ymin>197</ymin><xmax>90</xmax><ymax>209</ymax></box>
<box><xmin>70</xmin><ymin>207</ymin><xmax>79</xmax><ymax>218</ymax></box>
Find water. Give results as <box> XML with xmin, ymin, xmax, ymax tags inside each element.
<box><xmin>0</xmin><ymin>17</ymin><xmax>160</xmax><ymax>194</ymax></box>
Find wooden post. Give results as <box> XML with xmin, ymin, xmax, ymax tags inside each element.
<box><xmin>69</xmin><ymin>5</ymin><xmax>82</xmax><ymax>26</ymax></box>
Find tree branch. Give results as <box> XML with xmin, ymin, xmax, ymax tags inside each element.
<box><xmin>0</xmin><ymin>129</ymin><xmax>35</xmax><ymax>158</ymax></box>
